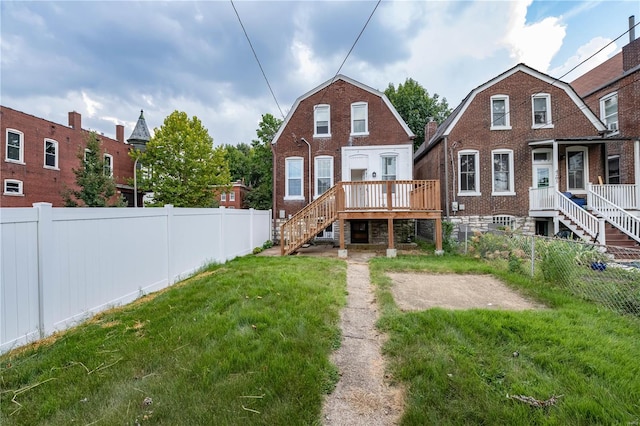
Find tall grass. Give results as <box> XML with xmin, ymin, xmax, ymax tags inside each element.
<box><xmin>371</xmin><ymin>255</ymin><xmax>640</xmax><ymax>425</ymax></box>
<box><xmin>0</xmin><ymin>256</ymin><xmax>346</xmax><ymax>425</ymax></box>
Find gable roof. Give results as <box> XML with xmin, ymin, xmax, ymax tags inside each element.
<box><xmin>271</xmin><ymin>74</ymin><xmax>414</xmax><ymax>145</ymax></box>
<box><xmin>571</xmin><ymin>52</ymin><xmax>624</xmax><ymax>97</ymax></box>
<box><xmin>414</xmin><ymin>63</ymin><xmax>606</xmax><ymax>161</ymax></box>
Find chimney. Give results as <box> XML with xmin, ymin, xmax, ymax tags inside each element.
<box><xmin>116</xmin><ymin>124</ymin><xmax>124</xmax><ymax>143</ymax></box>
<box><xmin>68</xmin><ymin>111</ymin><xmax>82</xmax><ymax>129</ymax></box>
<box><xmin>424</xmin><ymin>118</ymin><xmax>438</xmax><ymax>143</ymax></box>
<box><xmin>623</xmin><ymin>15</ymin><xmax>640</xmax><ymax>71</ymax></box>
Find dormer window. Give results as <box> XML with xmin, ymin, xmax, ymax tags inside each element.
<box><xmin>490</xmin><ymin>95</ymin><xmax>511</xmax><ymax>130</ymax></box>
<box><xmin>600</xmin><ymin>92</ymin><xmax>618</xmax><ymax>133</ymax></box>
<box><xmin>314</xmin><ymin>104</ymin><xmax>330</xmax><ymax>137</ymax></box>
<box><xmin>532</xmin><ymin>94</ymin><xmax>553</xmax><ymax>128</ymax></box>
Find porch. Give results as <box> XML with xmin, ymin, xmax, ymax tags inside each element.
<box><xmin>529</xmin><ymin>184</ymin><xmax>640</xmax><ymax>246</ymax></box>
<box><xmin>280</xmin><ymin>180</ymin><xmax>442</xmax><ymax>256</ymax></box>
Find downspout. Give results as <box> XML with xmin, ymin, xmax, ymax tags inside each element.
<box><xmin>301</xmin><ymin>137</ymin><xmax>312</xmax><ymax>203</ymax></box>
<box><xmin>444</xmin><ymin>136</ymin><xmax>450</xmax><ymax>219</ymax></box>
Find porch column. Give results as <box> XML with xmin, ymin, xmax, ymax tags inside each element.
<box><xmin>552</xmin><ymin>140</ymin><xmax>559</xmax><ymax>188</ymax></box>
<box><xmin>387</xmin><ymin>218</ymin><xmax>397</xmax><ymax>258</ymax></box>
<box><xmin>635</xmin><ymin>140</ymin><xmax>640</xmax><ymax>208</ymax></box>
<box><xmin>338</xmin><ymin>218</ymin><xmax>347</xmax><ymax>258</ymax></box>
<box><xmin>435</xmin><ymin>217</ymin><xmax>443</xmax><ymax>255</ymax></box>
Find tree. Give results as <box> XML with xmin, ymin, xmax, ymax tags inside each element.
<box><xmin>244</xmin><ymin>113</ymin><xmax>281</xmax><ymax>210</ymax></box>
<box><xmin>63</xmin><ymin>132</ymin><xmax>125</xmax><ymax>207</ymax></box>
<box><xmin>224</xmin><ymin>142</ymin><xmax>251</xmax><ymax>183</ymax></box>
<box><xmin>384</xmin><ymin>78</ymin><xmax>451</xmax><ymax>151</ymax></box>
<box><xmin>137</xmin><ymin>111</ymin><xmax>230</xmax><ymax>207</ymax></box>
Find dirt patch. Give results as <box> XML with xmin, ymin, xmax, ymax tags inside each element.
<box><xmin>388</xmin><ymin>273</ymin><xmax>544</xmax><ymax>311</ymax></box>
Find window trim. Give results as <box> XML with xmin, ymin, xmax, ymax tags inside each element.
<box><xmin>221</xmin><ymin>192</ymin><xmax>227</xmax><ymax>202</ymax></box>
<box><xmin>350</xmin><ymin>102</ymin><xmax>369</xmax><ymax>136</ymax></box>
<box><xmin>313</xmin><ymin>104</ymin><xmax>331</xmax><ymax>138</ymax></box>
<box><xmin>491</xmin><ymin>149</ymin><xmax>515</xmax><ymax>195</ymax></box>
<box><xmin>314</xmin><ymin>155</ymin><xmax>334</xmax><ymax>199</ymax></box>
<box><xmin>285</xmin><ymin>156</ymin><xmax>305</xmax><ymax>200</ymax></box>
<box><xmin>103</xmin><ymin>153</ymin><xmax>114</xmax><ymax>177</ymax></box>
<box><xmin>600</xmin><ymin>91</ymin><xmax>619</xmax><ymax>134</ymax></box>
<box><xmin>5</xmin><ymin>129</ymin><xmax>25</xmax><ymax>164</ymax></box>
<box><xmin>43</xmin><ymin>138</ymin><xmax>59</xmax><ymax>170</ymax></box>
<box><xmin>490</xmin><ymin>95</ymin><xmax>511</xmax><ymax>130</ymax></box>
<box><xmin>458</xmin><ymin>149</ymin><xmax>481</xmax><ymax>196</ymax></box>
<box><xmin>607</xmin><ymin>155</ymin><xmax>620</xmax><ymax>184</ymax></box>
<box><xmin>531</xmin><ymin>93</ymin><xmax>554</xmax><ymax>129</ymax></box>
<box><xmin>4</xmin><ymin>179</ymin><xmax>23</xmax><ymax>196</ymax></box>
<box><xmin>229</xmin><ymin>191</ymin><xmax>235</xmax><ymax>202</ymax></box>
<box><xmin>566</xmin><ymin>146</ymin><xmax>589</xmax><ymax>194</ymax></box>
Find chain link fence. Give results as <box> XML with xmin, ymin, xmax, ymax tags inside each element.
<box><xmin>456</xmin><ymin>227</ymin><xmax>640</xmax><ymax>317</ymax></box>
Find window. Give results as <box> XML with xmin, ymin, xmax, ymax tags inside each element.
<box><xmin>351</xmin><ymin>102</ymin><xmax>368</xmax><ymax>135</ymax></box>
<box><xmin>314</xmin><ymin>104</ymin><xmax>330</xmax><ymax>137</ymax></box>
<box><xmin>532</xmin><ymin>94</ymin><xmax>553</xmax><ymax>128</ymax></box>
<box><xmin>566</xmin><ymin>147</ymin><xmax>589</xmax><ymax>193</ymax></box>
<box><xmin>44</xmin><ymin>139</ymin><xmax>58</xmax><ymax>169</ymax></box>
<box><xmin>381</xmin><ymin>155</ymin><xmax>397</xmax><ymax>193</ymax></box>
<box><xmin>229</xmin><ymin>191</ymin><xmax>235</xmax><ymax>202</ymax></box>
<box><xmin>315</xmin><ymin>156</ymin><xmax>333</xmax><ymax>197</ymax></box>
<box><xmin>492</xmin><ymin>149</ymin><xmax>514</xmax><ymax>195</ymax></box>
<box><xmin>600</xmin><ymin>92</ymin><xmax>619</xmax><ymax>133</ymax></box>
<box><xmin>221</xmin><ymin>193</ymin><xmax>227</xmax><ymax>202</ymax></box>
<box><xmin>607</xmin><ymin>155</ymin><xmax>620</xmax><ymax>184</ymax></box>
<box><xmin>84</xmin><ymin>148</ymin><xmax>91</xmax><ymax>162</ymax></box>
<box><xmin>103</xmin><ymin>154</ymin><xmax>113</xmax><ymax>176</ymax></box>
<box><xmin>6</xmin><ymin>129</ymin><xmax>24</xmax><ymax>163</ymax></box>
<box><xmin>4</xmin><ymin>179</ymin><xmax>23</xmax><ymax>195</ymax></box>
<box><xmin>458</xmin><ymin>150</ymin><xmax>480</xmax><ymax>195</ymax></box>
<box><xmin>285</xmin><ymin>157</ymin><xmax>304</xmax><ymax>199</ymax></box>
<box><xmin>490</xmin><ymin>95</ymin><xmax>510</xmax><ymax>129</ymax></box>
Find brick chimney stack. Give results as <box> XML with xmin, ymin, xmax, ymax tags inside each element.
<box><xmin>116</xmin><ymin>124</ymin><xmax>125</xmax><ymax>143</ymax></box>
<box><xmin>623</xmin><ymin>15</ymin><xmax>639</xmax><ymax>71</ymax></box>
<box><xmin>68</xmin><ymin>111</ymin><xmax>82</xmax><ymax>129</ymax></box>
<box><xmin>424</xmin><ymin>118</ymin><xmax>438</xmax><ymax>143</ymax></box>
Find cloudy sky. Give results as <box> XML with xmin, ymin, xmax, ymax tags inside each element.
<box><xmin>2</xmin><ymin>1</ymin><xmax>638</xmax><ymax>146</ymax></box>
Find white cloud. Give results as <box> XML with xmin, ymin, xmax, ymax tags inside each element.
<box><xmin>550</xmin><ymin>37</ymin><xmax>618</xmax><ymax>81</ymax></box>
<box><xmin>82</xmin><ymin>91</ymin><xmax>102</xmax><ymax>117</ymax></box>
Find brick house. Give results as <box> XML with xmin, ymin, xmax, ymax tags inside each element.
<box><xmin>1</xmin><ymin>106</ymin><xmax>141</xmax><ymax>207</ymax></box>
<box><xmin>215</xmin><ymin>180</ymin><xmax>249</xmax><ymax>209</ymax></box>
<box><xmin>272</xmin><ymin>75</ymin><xmax>442</xmax><ymax>255</ymax></box>
<box><xmin>413</xmin><ymin>63</ymin><xmax>638</xmax><ymax>246</ymax></box>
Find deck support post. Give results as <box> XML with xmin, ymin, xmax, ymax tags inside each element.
<box><xmin>435</xmin><ymin>217</ymin><xmax>443</xmax><ymax>254</ymax></box>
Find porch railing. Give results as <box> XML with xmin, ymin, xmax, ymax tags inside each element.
<box><xmin>341</xmin><ymin>180</ymin><xmax>440</xmax><ymax>211</ymax></box>
<box><xmin>588</xmin><ymin>185</ymin><xmax>640</xmax><ymax>244</ymax></box>
<box><xmin>588</xmin><ymin>184</ymin><xmax>639</xmax><ymax>210</ymax></box>
<box><xmin>529</xmin><ymin>186</ymin><xmax>556</xmax><ymax>211</ymax></box>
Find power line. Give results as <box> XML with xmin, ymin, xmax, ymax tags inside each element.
<box><xmin>230</xmin><ymin>0</ymin><xmax>285</xmax><ymax>120</ymax></box>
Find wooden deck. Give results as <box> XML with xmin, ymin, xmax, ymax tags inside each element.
<box><xmin>281</xmin><ymin>180</ymin><xmax>442</xmax><ymax>255</ymax></box>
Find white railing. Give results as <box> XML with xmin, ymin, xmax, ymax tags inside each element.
<box><xmin>556</xmin><ymin>191</ymin><xmax>604</xmax><ymax>243</ymax></box>
<box><xmin>529</xmin><ymin>186</ymin><xmax>556</xmax><ymax>211</ymax></box>
<box><xmin>1</xmin><ymin>204</ymin><xmax>272</xmax><ymax>354</ymax></box>
<box><xmin>589</xmin><ymin>184</ymin><xmax>639</xmax><ymax>210</ymax></box>
<box><xmin>588</xmin><ymin>186</ymin><xmax>640</xmax><ymax>244</ymax></box>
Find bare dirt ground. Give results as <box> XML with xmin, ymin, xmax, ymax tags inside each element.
<box><xmin>262</xmin><ymin>246</ymin><xmax>543</xmax><ymax>424</ymax></box>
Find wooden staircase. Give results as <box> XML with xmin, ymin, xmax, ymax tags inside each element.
<box><xmin>280</xmin><ymin>186</ymin><xmax>338</xmax><ymax>255</ymax></box>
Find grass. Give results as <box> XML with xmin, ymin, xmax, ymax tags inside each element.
<box><xmin>0</xmin><ymin>255</ymin><xmax>346</xmax><ymax>425</ymax></box>
<box><xmin>371</xmin><ymin>254</ymin><xmax>640</xmax><ymax>425</ymax></box>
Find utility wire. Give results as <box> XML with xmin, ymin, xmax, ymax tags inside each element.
<box><xmin>231</xmin><ymin>0</ymin><xmax>285</xmax><ymax>119</ymax></box>
<box><xmin>317</xmin><ymin>0</ymin><xmax>382</xmax><ymax>106</ymax></box>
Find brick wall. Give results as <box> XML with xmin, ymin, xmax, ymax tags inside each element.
<box><xmin>1</xmin><ymin>106</ymin><xmax>135</xmax><ymax>207</ymax></box>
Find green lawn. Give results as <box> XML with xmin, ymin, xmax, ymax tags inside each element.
<box><xmin>371</xmin><ymin>254</ymin><xmax>640</xmax><ymax>425</ymax></box>
<box><xmin>0</xmin><ymin>256</ymin><xmax>346</xmax><ymax>425</ymax></box>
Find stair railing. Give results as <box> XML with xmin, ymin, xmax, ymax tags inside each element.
<box><xmin>588</xmin><ymin>184</ymin><xmax>640</xmax><ymax>244</ymax></box>
<box><xmin>556</xmin><ymin>190</ymin><xmax>604</xmax><ymax>243</ymax></box>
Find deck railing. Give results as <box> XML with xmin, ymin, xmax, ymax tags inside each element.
<box><xmin>589</xmin><ymin>184</ymin><xmax>639</xmax><ymax>210</ymax></box>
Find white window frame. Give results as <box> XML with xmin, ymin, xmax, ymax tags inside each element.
<box><xmin>229</xmin><ymin>191</ymin><xmax>235</xmax><ymax>202</ymax></box>
<box><xmin>314</xmin><ymin>104</ymin><xmax>331</xmax><ymax>137</ymax></box>
<box><xmin>4</xmin><ymin>179</ymin><xmax>23</xmax><ymax>195</ymax></box>
<box><xmin>103</xmin><ymin>153</ymin><xmax>113</xmax><ymax>177</ymax></box>
<box><xmin>458</xmin><ymin>150</ymin><xmax>480</xmax><ymax>196</ymax></box>
<box><xmin>490</xmin><ymin>95</ymin><xmax>511</xmax><ymax>130</ymax></box>
<box><xmin>43</xmin><ymin>138</ymin><xmax>59</xmax><ymax>169</ymax></box>
<box><xmin>491</xmin><ymin>149</ymin><xmax>515</xmax><ymax>195</ymax></box>
<box><xmin>531</xmin><ymin>93</ymin><xmax>553</xmax><ymax>128</ymax></box>
<box><xmin>566</xmin><ymin>146</ymin><xmax>589</xmax><ymax>194</ymax></box>
<box><xmin>5</xmin><ymin>129</ymin><xmax>25</xmax><ymax>164</ymax></box>
<box><xmin>285</xmin><ymin>156</ymin><xmax>304</xmax><ymax>200</ymax></box>
<box><xmin>600</xmin><ymin>92</ymin><xmax>619</xmax><ymax>134</ymax></box>
<box><xmin>221</xmin><ymin>192</ymin><xmax>227</xmax><ymax>202</ymax></box>
<box><xmin>314</xmin><ymin>155</ymin><xmax>334</xmax><ymax>198</ymax></box>
<box><xmin>350</xmin><ymin>102</ymin><xmax>369</xmax><ymax>136</ymax></box>
<box><xmin>381</xmin><ymin>154</ymin><xmax>398</xmax><ymax>194</ymax></box>
<box><xmin>607</xmin><ymin>155</ymin><xmax>620</xmax><ymax>184</ymax></box>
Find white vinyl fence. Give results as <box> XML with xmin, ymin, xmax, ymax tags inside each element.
<box><xmin>0</xmin><ymin>203</ymin><xmax>272</xmax><ymax>353</ymax></box>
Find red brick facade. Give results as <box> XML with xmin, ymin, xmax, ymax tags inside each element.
<box><xmin>214</xmin><ymin>180</ymin><xmax>249</xmax><ymax>209</ymax></box>
<box><xmin>414</xmin><ymin>64</ymin><xmax>607</xmax><ymax>229</ymax></box>
<box><xmin>1</xmin><ymin>106</ymin><xmax>136</xmax><ymax>207</ymax></box>
<box><xmin>272</xmin><ymin>76</ymin><xmax>414</xmax><ymax>219</ymax></box>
